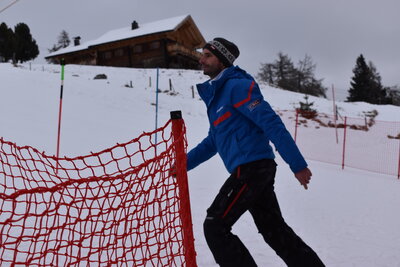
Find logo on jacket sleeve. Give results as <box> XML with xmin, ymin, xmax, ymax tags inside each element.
<box><xmin>247</xmin><ymin>99</ymin><xmax>261</xmax><ymax>111</ymax></box>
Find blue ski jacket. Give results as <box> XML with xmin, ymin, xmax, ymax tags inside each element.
<box><xmin>187</xmin><ymin>66</ymin><xmax>307</xmax><ymax>174</ymax></box>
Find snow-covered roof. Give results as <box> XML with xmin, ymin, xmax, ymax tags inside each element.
<box><xmin>47</xmin><ymin>15</ymin><xmax>191</xmax><ymax>57</ymax></box>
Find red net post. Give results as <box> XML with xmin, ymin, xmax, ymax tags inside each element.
<box><xmin>170</xmin><ymin>111</ymin><xmax>197</xmax><ymax>267</ymax></box>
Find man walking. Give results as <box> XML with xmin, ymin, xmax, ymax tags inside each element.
<box><xmin>187</xmin><ymin>38</ymin><xmax>325</xmax><ymax>267</ymax></box>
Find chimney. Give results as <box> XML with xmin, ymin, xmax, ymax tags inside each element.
<box><xmin>131</xmin><ymin>20</ymin><xmax>139</xmax><ymax>30</ymax></box>
<box><xmin>74</xmin><ymin>36</ymin><xmax>81</xmax><ymax>46</ymax></box>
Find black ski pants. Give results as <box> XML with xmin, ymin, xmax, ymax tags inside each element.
<box><xmin>203</xmin><ymin>159</ymin><xmax>325</xmax><ymax>267</ymax></box>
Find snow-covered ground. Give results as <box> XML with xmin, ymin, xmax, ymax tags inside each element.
<box><xmin>1</xmin><ymin>63</ymin><xmax>400</xmax><ymax>266</ymax></box>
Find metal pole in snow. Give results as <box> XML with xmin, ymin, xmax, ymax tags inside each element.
<box><xmin>56</xmin><ymin>59</ymin><xmax>65</xmax><ymax>174</ymax></box>
<box><xmin>342</xmin><ymin>116</ymin><xmax>347</xmax><ymax>170</ymax></box>
<box><xmin>332</xmin><ymin>84</ymin><xmax>339</xmax><ymax>144</ymax></box>
<box><xmin>155</xmin><ymin>68</ymin><xmax>159</xmax><ymax>147</ymax></box>
<box><xmin>294</xmin><ymin>109</ymin><xmax>299</xmax><ymax>143</ymax></box>
<box><xmin>397</xmin><ymin>138</ymin><xmax>400</xmax><ymax>179</ymax></box>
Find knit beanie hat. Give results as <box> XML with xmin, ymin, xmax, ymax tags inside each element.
<box><xmin>203</xmin><ymin>37</ymin><xmax>240</xmax><ymax>67</ymax></box>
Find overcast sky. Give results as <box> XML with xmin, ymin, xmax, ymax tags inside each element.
<box><xmin>2</xmin><ymin>0</ymin><xmax>400</xmax><ymax>100</ymax></box>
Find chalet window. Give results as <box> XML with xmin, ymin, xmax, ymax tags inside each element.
<box><xmin>133</xmin><ymin>44</ymin><xmax>143</xmax><ymax>54</ymax></box>
<box><xmin>114</xmin><ymin>49</ymin><xmax>124</xmax><ymax>57</ymax></box>
<box><xmin>149</xmin><ymin>41</ymin><xmax>160</xmax><ymax>50</ymax></box>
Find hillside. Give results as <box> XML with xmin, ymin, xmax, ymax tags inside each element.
<box><xmin>1</xmin><ymin>63</ymin><xmax>399</xmax><ymax>152</ymax></box>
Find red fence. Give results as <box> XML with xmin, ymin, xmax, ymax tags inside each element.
<box><xmin>0</xmin><ymin>112</ymin><xmax>197</xmax><ymax>266</ymax></box>
<box><xmin>277</xmin><ymin>110</ymin><xmax>400</xmax><ymax>178</ymax></box>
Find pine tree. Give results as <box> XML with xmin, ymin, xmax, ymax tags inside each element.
<box><xmin>0</xmin><ymin>22</ymin><xmax>15</xmax><ymax>62</ymax></box>
<box><xmin>368</xmin><ymin>62</ymin><xmax>390</xmax><ymax>104</ymax></box>
<box><xmin>274</xmin><ymin>52</ymin><xmax>298</xmax><ymax>92</ymax></box>
<box><xmin>14</xmin><ymin>23</ymin><xmax>39</xmax><ymax>63</ymax></box>
<box><xmin>297</xmin><ymin>95</ymin><xmax>317</xmax><ymax>119</ymax></box>
<box><xmin>386</xmin><ymin>86</ymin><xmax>400</xmax><ymax>106</ymax></box>
<box><xmin>347</xmin><ymin>55</ymin><xmax>371</xmax><ymax>102</ymax></box>
<box><xmin>347</xmin><ymin>54</ymin><xmax>387</xmax><ymax>104</ymax></box>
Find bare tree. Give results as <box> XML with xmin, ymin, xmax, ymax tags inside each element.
<box><xmin>258</xmin><ymin>53</ymin><xmax>326</xmax><ymax>97</ymax></box>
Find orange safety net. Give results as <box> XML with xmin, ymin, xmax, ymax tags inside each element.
<box><xmin>0</xmin><ymin>117</ymin><xmax>197</xmax><ymax>266</ymax></box>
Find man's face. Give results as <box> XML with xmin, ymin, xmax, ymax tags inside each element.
<box><xmin>199</xmin><ymin>48</ymin><xmax>225</xmax><ymax>79</ymax></box>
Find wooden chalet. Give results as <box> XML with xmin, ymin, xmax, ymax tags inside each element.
<box><xmin>45</xmin><ymin>15</ymin><xmax>206</xmax><ymax>70</ymax></box>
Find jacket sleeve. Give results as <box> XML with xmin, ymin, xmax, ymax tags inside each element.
<box><xmin>186</xmin><ymin>128</ymin><xmax>217</xmax><ymax>171</ymax></box>
<box><xmin>231</xmin><ymin>80</ymin><xmax>308</xmax><ymax>173</ymax></box>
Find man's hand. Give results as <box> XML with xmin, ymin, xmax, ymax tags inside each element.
<box><xmin>294</xmin><ymin>168</ymin><xmax>312</xmax><ymax>190</ymax></box>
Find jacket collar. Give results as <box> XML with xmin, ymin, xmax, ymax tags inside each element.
<box><xmin>209</xmin><ymin>68</ymin><xmax>228</xmax><ymax>83</ymax></box>
<box><xmin>197</xmin><ymin>66</ymin><xmax>237</xmax><ymax>106</ymax></box>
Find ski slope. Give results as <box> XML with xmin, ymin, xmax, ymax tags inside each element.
<box><xmin>1</xmin><ymin>63</ymin><xmax>399</xmax><ymax>266</ymax></box>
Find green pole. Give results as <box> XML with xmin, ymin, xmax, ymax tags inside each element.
<box><xmin>56</xmin><ymin>59</ymin><xmax>65</xmax><ymax>174</ymax></box>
